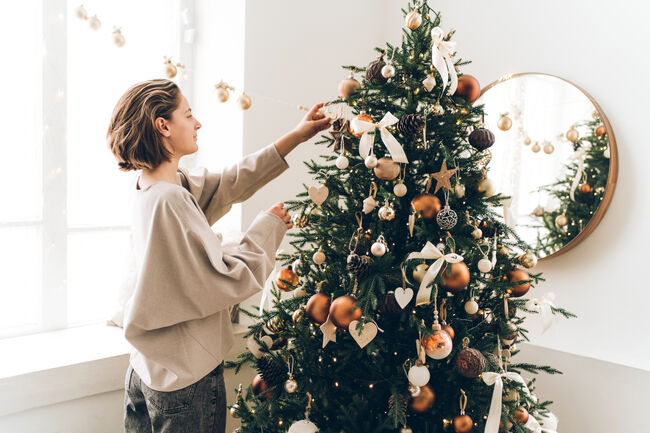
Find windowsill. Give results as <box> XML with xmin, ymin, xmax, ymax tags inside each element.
<box><xmin>0</xmin><ymin>321</ymin><xmax>250</xmax><ymax>417</ymax></box>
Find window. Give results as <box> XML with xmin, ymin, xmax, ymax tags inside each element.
<box><xmin>0</xmin><ymin>0</ymin><xmax>210</xmax><ymax>339</ymax></box>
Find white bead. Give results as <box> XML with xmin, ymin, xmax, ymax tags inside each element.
<box><xmin>407</xmin><ymin>364</ymin><xmax>430</xmax><ymax>387</ymax></box>
<box><xmin>371</xmin><ymin>241</ymin><xmax>386</xmax><ymax>257</ymax></box>
<box><xmin>364</xmin><ymin>154</ymin><xmax>378</xmax><ymax>168</ymax></box>
<box><xmin>336</xmin><ymin>154</ymin><xmax>349</xmax><ymax>169</ymax></box>
<box><xmin>464</xmin><ymin>299</ymin><xmax>479</xmax><ymax>315</ymax></box>
<box><xmin>478</xmin><ymin>257</ymin><xmax>493</xmax><ymax>273</ymax></box>
<box><xmin>393</xmin><ymin>182</ymin><xmax>407</xmax><ymax>197</ymax></box>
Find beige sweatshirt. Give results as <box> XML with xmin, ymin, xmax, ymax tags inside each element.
<box><xmin>124</xmin><ymin>143</ymin><xmax>289</xmax><ymax>391</ymax></box>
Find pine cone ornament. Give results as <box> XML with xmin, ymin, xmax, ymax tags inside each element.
<box><xmin>456</xmin><ymin>348</ymin><xmax>486</xmax><ymax>378</ymax></box>
<box><xmin>397</xmin><ymin>114</ymin><xmax>425</xmax><ymax>136</ymax></box>
<box><xmin>346</xmin><ymin>253</ymin><xmax>371</xmax><ymax>279</ymax></box>
<box><xmin>256</xmin><ymin>357</ymin><xmax>288</xmax><ymax>387</ymax></box>
<box><xmin>366</xmin><ymin>57</ymin><xmax>388</xmax><ymax>85</ymax></box>
<box><xmin>468</xmin><ymin>127</ymin><xmax>495</xmax><ymax>151</ymax></box>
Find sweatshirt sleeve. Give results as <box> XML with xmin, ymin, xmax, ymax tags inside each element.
<box><xmin>125</xmin><ymin>188</ymin><xmax>288</xmax><ymax>332</ymax></box>
<box><xmin>179</xmin><ymin>143</ymin><xmax>289</xmax><ymax>226</ymax></box>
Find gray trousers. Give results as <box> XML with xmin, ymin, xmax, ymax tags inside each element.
<box><xmin>124</xmin><ymin>362</ymin><xmax>226</xmax><ymax>433</ymax></box>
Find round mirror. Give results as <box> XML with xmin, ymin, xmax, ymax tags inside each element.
<box><xmin>476</xmin><ymin>73</ymin><xmax>618</xmax><ymax>260</ymax></box>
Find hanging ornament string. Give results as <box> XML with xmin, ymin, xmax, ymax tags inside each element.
<box><xmin>459</xmin><ymin>389</ymin><xmax>468</xmax><ymax>415</ymax></box>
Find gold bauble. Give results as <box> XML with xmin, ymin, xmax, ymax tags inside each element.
<box><xmin>412</xmin><ymin>263</ymin><xmax>429</xmax><ymax>283</ymax></box>
<box><xmin>523</xmin><ymin>136</ymin><xmax>532</xmax><ymax>146</ymax></box>
<box><xmin>373</xmin><ymin>157</ymin><xmax>401</xmax><ymax>180</ymax></box>
<box><xmin>338</xmin><ymin>76</ymin><xmax>361</xmax><ymax>99</ymax></box>
<box><xmin>507</xmin><ymin>269</ymin><xmax>531</xmax><ymax>297</ymax></box>
<box><xmin>216</xmin><ymin>87</ymin><xmax>229</xmax><ymax>103</ymax></box>
<box><xmin>292</xmin><ymin>213</ymin><xmax>309</xmax><ymax>228</ymax></box>
<box><xmin>292</xmin><ymin>308</ymin><xmax>305</xmax><ymax>323</ymax></box>
<box><xmin>378</xmin><ymin>201</ymin><xmax>396</xmax><ymax>221</ymax></box>
<box><xmin>477</xmin><ymin>178</ymin><xmax>495</xmax><ymax>197</ymax></box>
<box><xmin>349</xmin><ymin>113</ymin><xmax>374</xmax><ymax>138</ymax></box>
<box><xmin>405</xmin><ymin>11</ymin><xmax>423</xmax><ymax>29</ymax></box>
<box><xmin>275</xmin><ymin>267</ymin><xmax>299</xmax><ymax>292</ymax></box>
<box><xmin>411</xmin><ymin>193</ymin><xmax>441</xmax><ymax>219</ymax></box>
<box><xmin>237</xmin><ymin>92</ymin><xmax>252</xmax><ymax>110</ymax></box>
<box><xmin>518</xmin><ymin>251</ymin><xmax>537</xmax><ymax>269</ymax></box>
<box><xmin>555</xmin><ymin>214</ymin><xmax>568</xmax><ymax>227</ymax></box>
<box><xmin>566</xmin><ymin>127</ymin><xmax>579</xmax><ymax>142</ymax></box>
<box><xmin>595</xmin><ymin>125</ymin><xmax>607</xmax><ymax>138</ymax></box>
<box><xmin>543</xmin><ymin>141</ymin><xmax>555</xmax><ymax>154</ymax></box>
<box><xmin>531</xmin><ymin>142</ymin><xmax>541</xmax><ymax>153</ymax></box>
<box><xmin>328</xmin><ymin>295</ymin><xmax>362</xmax><ymax>330</ymax></box>
<box><xmin>497</xmin><ymin>114</ymin><xmax>512</xmax><ymax>131</ymax></box>
<box><xmin>164</xmin><ymin>61</ymin><xmax>178</xmax><ymax>79</ymax></box>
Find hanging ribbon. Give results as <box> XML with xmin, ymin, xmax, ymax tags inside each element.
<box><xmin>431</xmin><ymin>27</ymin><xmax>458</xmax><ymax>95</ymax></box>
<box><xmin>525</xmin><ymin>292</ymin><xmax>557</xmax><ymax>333</ymax></box>
<box><xmin>406</xmin><ymin>241</ymin><xmax>463</xmax><ymax>306</ymax></box>
<box><xmin>569</xmin><ymin>148</ymin><xmax>586</xmax><ymax>202</ymax></box>
<box><xmin>350</xmin><ymin>112</ymin><xmax>409</xmax><ymax>163</ymax></box>
<box><xmin>482</xmin><ymin>371</ymin><xmax>532</xmax><ymax>433</ymax></box>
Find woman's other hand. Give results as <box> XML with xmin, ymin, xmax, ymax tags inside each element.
<box><xmin>267</xmin><ymin>202</ymin><xmax>292</xmax><ymax>229</ymax></box>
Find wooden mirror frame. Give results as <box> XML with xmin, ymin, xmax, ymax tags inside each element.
<box><xmin>479</xmin><ymin>72</ymin><xmax>618</xmax><ymax>261</ymax></box>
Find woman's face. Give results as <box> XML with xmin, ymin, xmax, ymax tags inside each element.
<box><xmin>163</xmin><ymin>93</ymin><xmax>202</xmax><ymax>157</ymax></box>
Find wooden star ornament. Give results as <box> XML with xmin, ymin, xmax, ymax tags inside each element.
<box><xmin>430</xmin><ymin>160</ymin><xmax>458</xmax><ymax>194</ymax></box>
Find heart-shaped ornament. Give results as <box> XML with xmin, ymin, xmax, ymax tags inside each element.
<box><xmin>308</xmin><ymin>185</ymin><xmax>329</xmax><ymax>206</ymax></box>
<box><xmin>394</xmin><ymin>287</ymin><xmax>414</xmax><ymax>309</ymax></box>
<box><xmin>349</xmin><ymin>320</ymin><xmax>378</xmax><ymax>349</ymax></box>
<box><xmin>247</xmin><ymin>335</ymin><xmax>273</xmax><ymax>359</ymax></box>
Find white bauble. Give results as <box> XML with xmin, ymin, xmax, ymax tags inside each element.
<box><xmin>471</xmin><ymin>227</ymin><xmax>483</xmax><ymax>239</ymax></box>
<box><xmin>88</xmin><ymin>15</ymin><xmax>101</xmax><ymax>30</ymax></box>
<box><xmin>364</xmin><ymin>154</ymin><xmax>378</xmax><ymax>168</ymax></box>
<box><xmin>288</xmin><ymin>419</ymin><xmax>319</xmax><ymax>433</ymax></box>
<box><xmin>603</xmin><ymin>147</ymin><xmax>610</xmax><ymax>159</ymax></box>
<box><xmin>400</xmin><ymin>428</ymin><xmax>413</xmax><ymax>433</ymax></box>
<box><xmin>371</xmin><ymin>241</ymin><xmax>386</xmax><ymax>257</ymax></box>
<box><xmin>393</xmin><ymin>182</ymin><xmax>407</xmax><ymax>197</ymax></box>
<box><xmin>381</xmin><ymin>64</ymin><xmax>396</xmax><ymax>79</ymax></box>
<box><xmin>531</xmin><ymin>142</ymin><xmax>541</xmax><ymax>153</ymax></box>
<box><xmin>293</xmin><ymin>287</ymin><xmax>307</xmax><ymax>298</ymax></box>
<box><xmin>464</xmin><ymin>299</ymin><xmax>479</xmax><ymax>315</ymax></box>
<box><xmin>112</xmin><ymin>30</ymin><xmax>126</xmax><ymax>47</ymax></box>
<box><xmin>312</xmin><ymin>250</ymin><xmax>326</xmax><ymax>265</ymax></box>
<box><xmin>455</xmin><ymin>183</ymin><xmax>466</xmax><ymax>198</ymax></box>
<box><xmin>336</xmin><ymin>154</ymin><xmax>349</xmax><ymax>169</ymax></box>
<box><xmin>407</xmin><ymin>363</ymin><xmax>430</xmax><ymax>387</ymax></box>
<box><xmin>477</xmin><ymin>257</ymin><xmax>493</xmax><ymax>273</ymax></box>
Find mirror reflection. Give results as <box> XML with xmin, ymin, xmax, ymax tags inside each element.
<box><xmin>476</xmin><ymin>73</ymin><xmax>616</xmax><ymax>259</ymax></box>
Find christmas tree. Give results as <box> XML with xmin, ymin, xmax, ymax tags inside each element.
<box><xmin>533</xmin><ymin>113</ymin><xmax>612</xmax><ymax>256</ymax></box>
<box><xmin>226</xmin><ymin>2</ymin><xmax>573</xmax><ymax>432</ymax></box>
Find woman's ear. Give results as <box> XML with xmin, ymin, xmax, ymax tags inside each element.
<box><xmin>154</xmin><ymin>117</ymin><xmax>172</xmax><ymax>137</ymax></box>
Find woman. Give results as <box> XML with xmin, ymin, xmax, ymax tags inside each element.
<box><xmin>107</xmin><ymin>78</ymin><xmax>331</xmax><ymax>432</ymax></box>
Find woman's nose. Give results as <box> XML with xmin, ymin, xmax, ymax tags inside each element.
<box><xmin>195</xmin><ymin>120</ymin><xmax>202</xmax><ymax>129</ymax></box>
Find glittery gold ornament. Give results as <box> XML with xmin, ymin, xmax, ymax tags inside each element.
<box><xmin>405</xmin><ymin>11</ymin><xmax>422</xmax><ymax>29</ymax></box>
<box><xmin>374</xmin><ymin>157</ymin><xmax>401</xmax><ymax>180</ymax></box>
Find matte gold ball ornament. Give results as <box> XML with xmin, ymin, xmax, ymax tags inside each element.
<box><xmin>88</xmin><ymin>14</ymin><xmax>101</xmax><ymax>31</ymax></box>
<box><xmin>405</xmin><ymin>10</ymin><xmax>423</xmax><ymax>29</ymax></box>
<box><xmin>338</xmin><ymin>71</ymin><xmax>361</xmax><ymax>99</ymax></box>
<box><xmin>374</xmin><ymin>157</ymin><xmax>401</xmax><ymax>180</ymax></box>
<box><xmin>164</xmin><ymin>59</ymin><xmax>178</xmax><ymax>78</ymax></box>
<box><xmin>497</xmin><ymin>113</ymin><xmax>512</xmax><ymax>131</ymax></box>
<box><xmin>555</xmin><ymin>213</ymin><xmax>568</xmax><ymax>227</ymax></box>
<box><xmin>543</xmin><ymin>141</ymin><xmax>555</xmax><ymax>154</ymax></box>
<box><xmin>566</xmin><ymin>126</ymin><xmax>580</xmax><ymax>142</ymax></box>
<box><xmin>412</xmin><ymin>263</ymin><xmax>429</xmax><ymax>283</ymax></box>
<box><xmin>237</xmin><ymin>92</ymin><xmax>252</xmax><ymax>110</ymax></box>
<box><xmin>531</xmin><ymin>142</ymin><xmax>541</xmax><ymax>153</ymax></box>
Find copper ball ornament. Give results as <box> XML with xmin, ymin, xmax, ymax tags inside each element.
<box><xmin>440</xmin><ymin>262</ymin><xmax>470</xmax><ymax>292</ymax></box>
<box><xmin>513</xmin><ymin>406</ymin><xmax>529</xmax><ymax>424</ymax></box>
<box><xmin>507</xmin><ymin>269</ymin><xmax>531</xmax><ymax>297</ymax></box>
<box><xmin>252</xmin><ymin>373</ymin><xmax>272</xmax><ymax>400</ymax></box>
<box><xmin>411</xmin><ymin>194</ymin><xmax>442</xmax><ymax>219</ymax></box>
<box><xmin>328</xmin><ymin>295</ymin><xmax>362</xmax><ymax>330</ymax></box>
<box><xmin>338</xmin><ymin>75</ymin><xmax>361</xmax><ymax>99</ymax></box>
<box><xmin>454</xmin><ymin>75</ymin><xmax>481</xmax><ymax>103</ymax></box>
<box><xmin>456</xmin><ymin>347</ymin><xmax>486</xmax><ymax>378</ymax></box>
<box><xmin>579</xmin><ymin>183</ymin><xmax>594</xmax><ymax>194</ymax></box>
<box><xmin>373</xmin><ymin>157</ymin><xmax>401</xmax><ymax>180</ymax></box>
<box><xmin>275</xmin><ymin>267</ymin><xmax>299</xmax><ymax>292</ymax></box>
<box><xmin>595</xmin><ymin>125</ymin><xmax>607</xmax><ymax>138</ymax></box>
<box><xmin>349</xmin><ymin>113</ymin><xmax>374</xmax><ymax>138</ymax></box>
<box><xmin>409</xmin><ymin>384</ymin><xmax>435</xmax><ymax>413</ymax></box>
<box><xmin>305</xmin><ymin>292</ymin><xmax>331</xmax><ymax>325</ymax></box>
<box><xmin>453</xmin><ymin>414</ymin><xmax>473</xmax><ymax>433</ymax></box>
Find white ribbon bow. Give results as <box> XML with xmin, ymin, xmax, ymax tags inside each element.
<box><xmin>569</xmin><ymin>148</ymin><xmax>586</xmax><ymax>201</ymax></box>
<box><xmin>525</xmin><ymin>292</ymin><xmax>557</xmax><ymax>333</ymax></box>
<box><xmin>406</xmin><ymin>241</ymin><xmax>463</xmax><ymax>305</ymax></box>
<box><xmin>350</xmin><ymin>112</ymin><xmax>409</xmax><ymax>164</ymax></box>
<box><xmin>431</xmin><ymin>27</ymin><xmax>458</xmax><ymax>95</ymax></box>
<box><xmin>482</xmin><ymin>371</ymin><xmax>531</xmax><ymax>433</ymax></box>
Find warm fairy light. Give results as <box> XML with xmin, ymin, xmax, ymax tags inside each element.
<box><xmin>334</xmin><ymin>381</ymin><xmax>340</xmax><ymax>387</ymax></box>
<box><xmin>278</xmin><ymin>420</ymin><xmax>283</xmax><ymax>426</ymax></box>
<box><xmin>369</xmin><ymin>384</ymin><xmax>374</xmax><ymax>389</ymax></box>
<box><xmin>332</xmin><ymin>357</ymin><xmax>337</xmax><ymax>362</ymax></box>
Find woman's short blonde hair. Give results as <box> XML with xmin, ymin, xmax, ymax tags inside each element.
<box><xmin>107</xmin><ymin>79</ymin><xmax>180</xmax><ymax>172</ymax></box>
